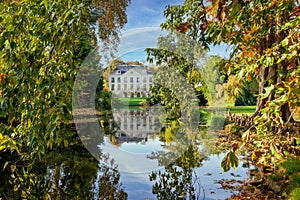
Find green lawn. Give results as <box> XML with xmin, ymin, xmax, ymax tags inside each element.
<box><xmin>118</xmin><ymin>97</ymin><xmax>147</xmax><ymax>106</ymax></box>
<box><xmin>205</xmin><ymin>106</ymin><xmax>256</xmax><ymax>115</ymax></box>
<box><xmin>227</xmin><ymin>106</ymin><xmax>256</xmax><ymax>115</ymax></box>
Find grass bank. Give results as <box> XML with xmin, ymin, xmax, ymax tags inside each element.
<box><xmin>227</xmin><ymin>106</ymin><xmax>256</xmax><ymax>115</ymax></box>
<box><xmin>118</xmin><ymin>97</ymin><xmax>147</xmax><ymax>106</ymax></box>
<box><xmin>204</xmin><ymin>106</ymin><xmax>256</xmax><ymax>115</ymax></box>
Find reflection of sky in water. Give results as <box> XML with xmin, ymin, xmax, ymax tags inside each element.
<box><xmin>100</xmin><ymin>137</ymin><xmax>164</xmax><ymax>173</ymax></box>
<box><xmin>119</xmin><ymin>137</ymin><xmax>164</xmax><ymax>154</ymax></box>
<box><xmin>115</xmin><ymin>153</ymin><xmax>252</xmax><ymax>200</ymax></box>
<box><xmin>99</xmin><ymin>134</ymin><xmax>252</xmax><ymax>199</ymax></box>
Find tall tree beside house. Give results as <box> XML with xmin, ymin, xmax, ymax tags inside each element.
<box><xmin>146</xmin><ymin>31</ymin><xmax>209</xmax><ymax>119</ymax></box>
<box><xmin>160</xmin><ymin>0</ymin><xmax>300</xmax><ymax>132</ymax></box>
<box><xmin>0</xmin><ymin>0</ymin><xmax>129</xmax><ymax>177</ymax></box>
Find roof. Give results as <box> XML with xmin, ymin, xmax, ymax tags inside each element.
<box><xmin>110</xmin><ymin>65</ymin><xmax>152</xmax><ymax>75</ymax></box>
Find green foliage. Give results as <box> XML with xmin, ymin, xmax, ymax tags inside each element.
<box><xmin>146</xmin><ymin>32</ymin><xmax>218</xmax><ymax>120</ymax></box>
<box><xmin>0</xmin><ymin>0</ymin><xmax>129</xmax><ymax>195</ymax></box>
<box><xmin>159</xmin><ymin>2</ymin><xmax>300</xmax><ymax>190</ymax></box>
<box><xmin>235</xmin><ymin>79</ymin><xmax>258</xmax><ymax>106</ymax></box>
<box><xmin>280</xmin><ymin>157</ymin><xmax>300</xmax><ymax>199</ymax></box>
<box><xmin>291</xmin><ymin>188</ymin><xmax>300</xmax><ymax>200</ymax></box>
<box><xmin>223</xmin><ymin>75</ymin><xmax>242</xmax><ymax>106</ymax></box>
<box><xmin>161</xmin><ymin>0</ymin><xmax>300</xmax><ymax>123</ymax></box>
<box><xmin>221</xmin><ymin>151</ymin><xmax>239</xmax><ymax>172</ymax></box>
<box><xmin>0</xmin><ymin>0</ymin><xmax>92</xmax><ymax>157</ymax></box>
<box><xmin>198</xmin><ymin>55</ymin><xmax>225</xmax><ymax>105</ymax></box>
<box><xmin>95</xmin><ymin>76</ymin><xmax>113</xmax><ymax>111</ymax></box>
<box><xmin>0</xmin><ymin>0</ymin><xmax>129</xmax><ymax>155</ymax></box>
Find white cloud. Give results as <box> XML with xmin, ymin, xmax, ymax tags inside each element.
<box><xmin>117</xmin><ymin>27</ymin><xmax>168</xmax><ymax>62</ymax></box>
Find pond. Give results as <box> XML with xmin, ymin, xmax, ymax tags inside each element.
<box><xmin>0</xmin><ymin>106</ymin><xmax>255</xmax><ymax>199</ymax></box>
<box><xmin>96</xmin><ymin>107</ymin><xmax>254</xmax><ymax>199</ymax></box>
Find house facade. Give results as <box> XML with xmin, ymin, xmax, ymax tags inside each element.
<box><xmin>108</xmin><ymin>65</ymin><xmax>153</xmax><ymax>97</ymax></box>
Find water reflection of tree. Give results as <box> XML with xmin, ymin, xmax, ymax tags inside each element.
<box><xmin>148</xmin><ymin>110</ymin><xmax>228</xmax><ymax>199</ymax></box>
<box><xmin>0</xmin><ymin>144</ymin><xmax>127</xmax><ymax>200</ymax></box>
<box><xmin>150</xmin><ymin>145</ymin><xmax>205</xmax><ymax>200</ymax></box>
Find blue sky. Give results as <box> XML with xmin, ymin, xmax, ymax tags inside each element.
<box><xmin>118</xmin><ymin>0</ymin><xmax>184</xmax><ymax>62</ymax></box>
<box><xmin>117</xmin><ymin>0</ymin><xmax>229</xmax><ymax>62</ymax></box>
<box><xmin>123</xmin><ymin>0</ymin><xmax>184</xmax><ymax>30</ymax></box>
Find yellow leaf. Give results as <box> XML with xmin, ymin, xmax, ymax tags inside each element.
<box><xmin>11</xmin><ymin>165</ymin><xmax>16</xmax><ymax>173</ymax></box>
<box><xmin>246</xmin><ymin>74</ymin><xmax>252</xmax><ymax>81</ymax></box>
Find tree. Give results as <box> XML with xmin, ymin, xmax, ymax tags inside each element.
<box><xmin>223</xmin><ymin>75</ymin><xmax>242</xmax><ymax>105</ymax></box>
<box><xmin>0</xmin><ymin>0</ymin><xmax>129</xmax><ymax>165</ymax></box>
<box><xmin>235</xmin><ymin>79</ymin><xmax>258</xmax><ymax>106</ymax></box>
<box><xmin>146</xmin><ymin>31</ymin><xmax>209</xmax><ymax>119</ymax></box>
<box><xmin>0</xmin><ymin>1</ymin><xmax>130</xmax><ymax>196</ymax></box>
<box><xmin>198</xmin><ymin>55</ymin><xmax>225</xmax><ymax>105</ymax></box>
<box><xmin>205</xmin><ymin>0</ymin><xmax>299</xmax><ymax>123</ymax></box>
<box><xmin>159</xmin><ymin>0</ymin><xmax>300</xmax><ymax>132</ymax></box>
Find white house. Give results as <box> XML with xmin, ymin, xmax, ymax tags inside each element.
<box><xmin>108</xmin><ymin>65</ymin><xmax>153</xmax><ymax>97</ymax></box>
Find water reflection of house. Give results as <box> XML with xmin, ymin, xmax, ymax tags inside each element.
<box><xmin>108</xmin><ymin>65</ymin><xmax>153</xmax><ymax>97</ymax></box>
<box><xmin>112</xmin><ymin>109</ymin><xmax>159</xmax><ymax>144</ymax></box>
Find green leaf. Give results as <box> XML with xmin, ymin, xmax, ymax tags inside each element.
<box><xmin>3</xmin><ymin>161</ymin><xmax>9</xmax><ymax>171</ymax></box>
<box><xmin>260</xmin><ymin>85</ymin><xmax>274</xmax><ymax>99</ymax></box>
<box><xmin>277</xmin><ymin>53</ymin><xmax>287</xmax><ymax>64</ymax></box>
<box><xmin>281</xmin><ymin>38</ymin><xmax>289</xmax><ymax>47</ymax></box>
<box><xmin>221</xmin><ymin>151</ymin><xmax>239</xmax><ymax>172</ymax></box>
<box><xmin>63</xmin><ymin>140</ymin><xmax>69</xmax><ymax>148</ymax></box>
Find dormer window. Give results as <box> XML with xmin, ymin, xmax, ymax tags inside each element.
<box><xmin>117</xmin><ymin>70</ymin><xmax>121</xmax><ymax>74</ymax></box>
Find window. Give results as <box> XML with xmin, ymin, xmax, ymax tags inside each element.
<box><xmin>124</xmin><ymin>77</ymin><xmax>127</xmax><ymax>83</ymax></box>
<box><xmin>137</xmin><ymin>77</ymin><xmax>140</xmax><ymax>83</ymax></box>
<box><xmin>111</xmin><ymin>84</ymin><xmax>115</xmax><ymax>91</ymax></box>
<box><xmin>130</xmin><ymin>84</ymin><xmax>133</xmax><ymax>90</ymax></box>
<box><xmin>143</xmin><ymin>84</ymin><xmax>147</xmax><ymax>90</ymax></box>
<box><xmin>117</xmin><ymin>84</ymin><xmax>121</xmax><ymax>90</ymax></box>
<box><xmin>124</xmin><ymin>84</ymin><xmax>127</xmax><ymax>90</ymax></box>
<box><xmin>130</xmin><ymin>77</ymin><xmax>133</xmax><ymax>83</ymax></box>
<box><xmin>149</xmin><ymin>77</ymin><xmax>152</xmax><ymax>82</ymax></box>
<box><xmin>111</xmin><ymin>77</ymin><xmax>115</xmax><ymax>83</ymax></box>
<box><xmin>143</xmin><ymin>78</ymin><xmax>146</xmax><ymax>83</ymax></box>
<box><xmin>117</xmin><ymin>70</ymin><xmax>121</xmax><ymax>74</ymax></box>
<box><xmin>117</xmin><ymin>77</ymin><xmax>121</xmax><ymax>83</ymax></box>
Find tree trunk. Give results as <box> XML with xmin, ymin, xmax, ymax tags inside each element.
<box><xmin>252</xmin><ymin>65</ymin><xmax>266</xmax><ymax>118</ymax></box>
<box><xmin>252</xmin><ymin>21</ymin><xmax>295</xmax><ymax>123</ymax></box>
<box><xmin>281</xmin><ymin>103</ymin><xmax>295</xmax><ymax>123</ymax></box>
